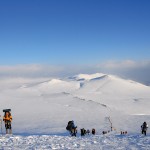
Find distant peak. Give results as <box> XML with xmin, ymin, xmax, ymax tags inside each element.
<box><xmin>47</xmin><ymin>79</ymin><xmax>64</xmax><ymax>84</ymax></box>
<box><xmin>69</xmin><ymin>73</ymin><xmax>107</xmax><ymax>81</ymax></box>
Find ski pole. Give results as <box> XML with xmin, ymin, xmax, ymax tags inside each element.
<box><xmin>1</xmin><ymin>119</ymin><xmax>3</xmax><ymax>135</ymax></box>
<box><xmin>0</xmin><ymin>119</ymin><xmax>2</xmax><ymax>135</ymax></box>
<box><xmin>0</xmin><ymin>115</ymin><xmax>3</xmax><ymax>135</ymax></box>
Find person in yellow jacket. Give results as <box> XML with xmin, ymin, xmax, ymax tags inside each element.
<box><xmin>3</xmin><ymin>111</ymin><xmax>12</xmax><ymax>134</ymax></box>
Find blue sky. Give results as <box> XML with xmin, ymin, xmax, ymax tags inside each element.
<box><xmin>0</xmin><ymin>0</ymin><xmax>150</xmax><ymax>65</ymax></box>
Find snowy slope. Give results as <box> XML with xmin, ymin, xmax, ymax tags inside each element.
<box><xmin>0</xmin><ymin>73</ymin><xmax>150</xmax><ymax>135</ymax></box>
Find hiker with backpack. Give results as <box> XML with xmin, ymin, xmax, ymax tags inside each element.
<box><xmin>80</xmin><ymin>128</ymin><xmax>86</xmax><ymax>136</ymax></box>
<box><xmin>92</xmin><ymin>128</ymin><xmax>96</xmax><ymax>135</ymax></box>
<box><xmin>3</xmin><ymin>110</ymin><xmax>12</xmax><ymax>134</ymax></box>
<box><xmin>86</xmin><ymin>129</ymin><xmax>90</xmax><ymax>135</ymax></box>
<box><xmin>66</xmin><ymin>120</ymin><xmax>77</xmax><ymax>136</ymax></box>
<box><xmin>141</xmin><ymin>122</ymin><xmax>148</xmax><ymax>136</ymax></box>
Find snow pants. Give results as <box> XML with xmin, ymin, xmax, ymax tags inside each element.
<box><xmin>5</xmin><ymin>121</ymin><xmax>12</xmax><ymax>134</ymax></box>
<box><xmin>142</xmin><ymin>129</ymin><xmax>146</xmax><ymax>136</ymax></box>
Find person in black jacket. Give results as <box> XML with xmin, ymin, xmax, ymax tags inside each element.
<box><xmin>141</xmin><ymin>122</ymin><xmax>148</xmax><ymax>136</ymax></box>
<box><xmin>66</xmin><ymin>120</ymin><xmax>77</xmax><ymax>136</ymax></box>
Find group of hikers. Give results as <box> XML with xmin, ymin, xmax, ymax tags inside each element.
<box><xmin>66</xmin><ymin>120</ymin><xmax>149</xmax><ymax>137</ymax></box>
<box><xmin>0</xmin><ymin>110</ymin><xmax>149</xmax><ymax>136</ymax></box>
<box><xmin>66</xmin><ymin>120</ymin><xmax>95</xmax><ymax>136</ymax></box>
<box><xmin>66</xmin><ymin>120</ymin><xmax>96</xmax><ymax>137</ymax></box>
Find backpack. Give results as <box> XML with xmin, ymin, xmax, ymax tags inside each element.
<box><xmin>66</xmin><ymin>121</ymin><xmax>73</xmax><ymax>130</ymax></box>
<box><xmin>142</xmin><ymin>122</ymin><xmax>148</xmax><ymax>130</ymax></box>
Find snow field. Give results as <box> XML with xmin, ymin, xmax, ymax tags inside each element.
<box><xmin>0</xmin><ymin>133</ymin><xmax>150</xmax><ymax>150</ymax></box>
<box><xmin>0</xmin><ymin>73</ymin><xmax>150</xmax><ymax>137</ymax></box>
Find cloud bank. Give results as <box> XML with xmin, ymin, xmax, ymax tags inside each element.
<box><xmin>95</xmin><ymin>60</ymin><xmax>150</xmax><ymax>85</ymax></box>
<box><xmin>0</xmin><ymin>60</ymin><xmax>150</xmax><ymax>85</ymax></box>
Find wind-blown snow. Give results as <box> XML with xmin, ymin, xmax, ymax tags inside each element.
<box><xmin>0</xmin><ymin>134</ymin><xmax>150</xmax><ymax>149</ymax></box>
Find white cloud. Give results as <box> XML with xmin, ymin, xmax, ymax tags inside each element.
<box><xmin>0</xmin><ymin>60</ymin><xmax>150</xmax><ymax>85</ymax></box>
<box><xmin>0</xmin><ymin>64</ymin><xmax>64</xmax><ymax>78</ymax></box>
<box><xmin>95</xmin><ymin>60</ymin><xmax>150</xmax><ymax>85</ymax></box>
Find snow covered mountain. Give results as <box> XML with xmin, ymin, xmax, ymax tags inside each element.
<box><xmin>0</xmin><ymin>73</ymin><xmax>150</xmax><ymax>135</ymax></box>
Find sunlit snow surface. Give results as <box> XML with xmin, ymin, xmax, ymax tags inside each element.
<box><xmin>0</xmin><ymin>73</ymin><xmax>150</xmax><ymax>149</ymax></box>
<box><xmin>0</xmin><ymin>133</ymin><xmax>150</xmax><ymax>150</ymax></box>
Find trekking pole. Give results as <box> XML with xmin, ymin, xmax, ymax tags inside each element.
<box><xmin>1</xmin><ymin>119</ymin><xmax>2</xmax><ymax>135</ymax></box>
<box><xmin>0</xmin><ymin>118</ymin><xmax>2</xmax><ymax>135</ymax></box>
